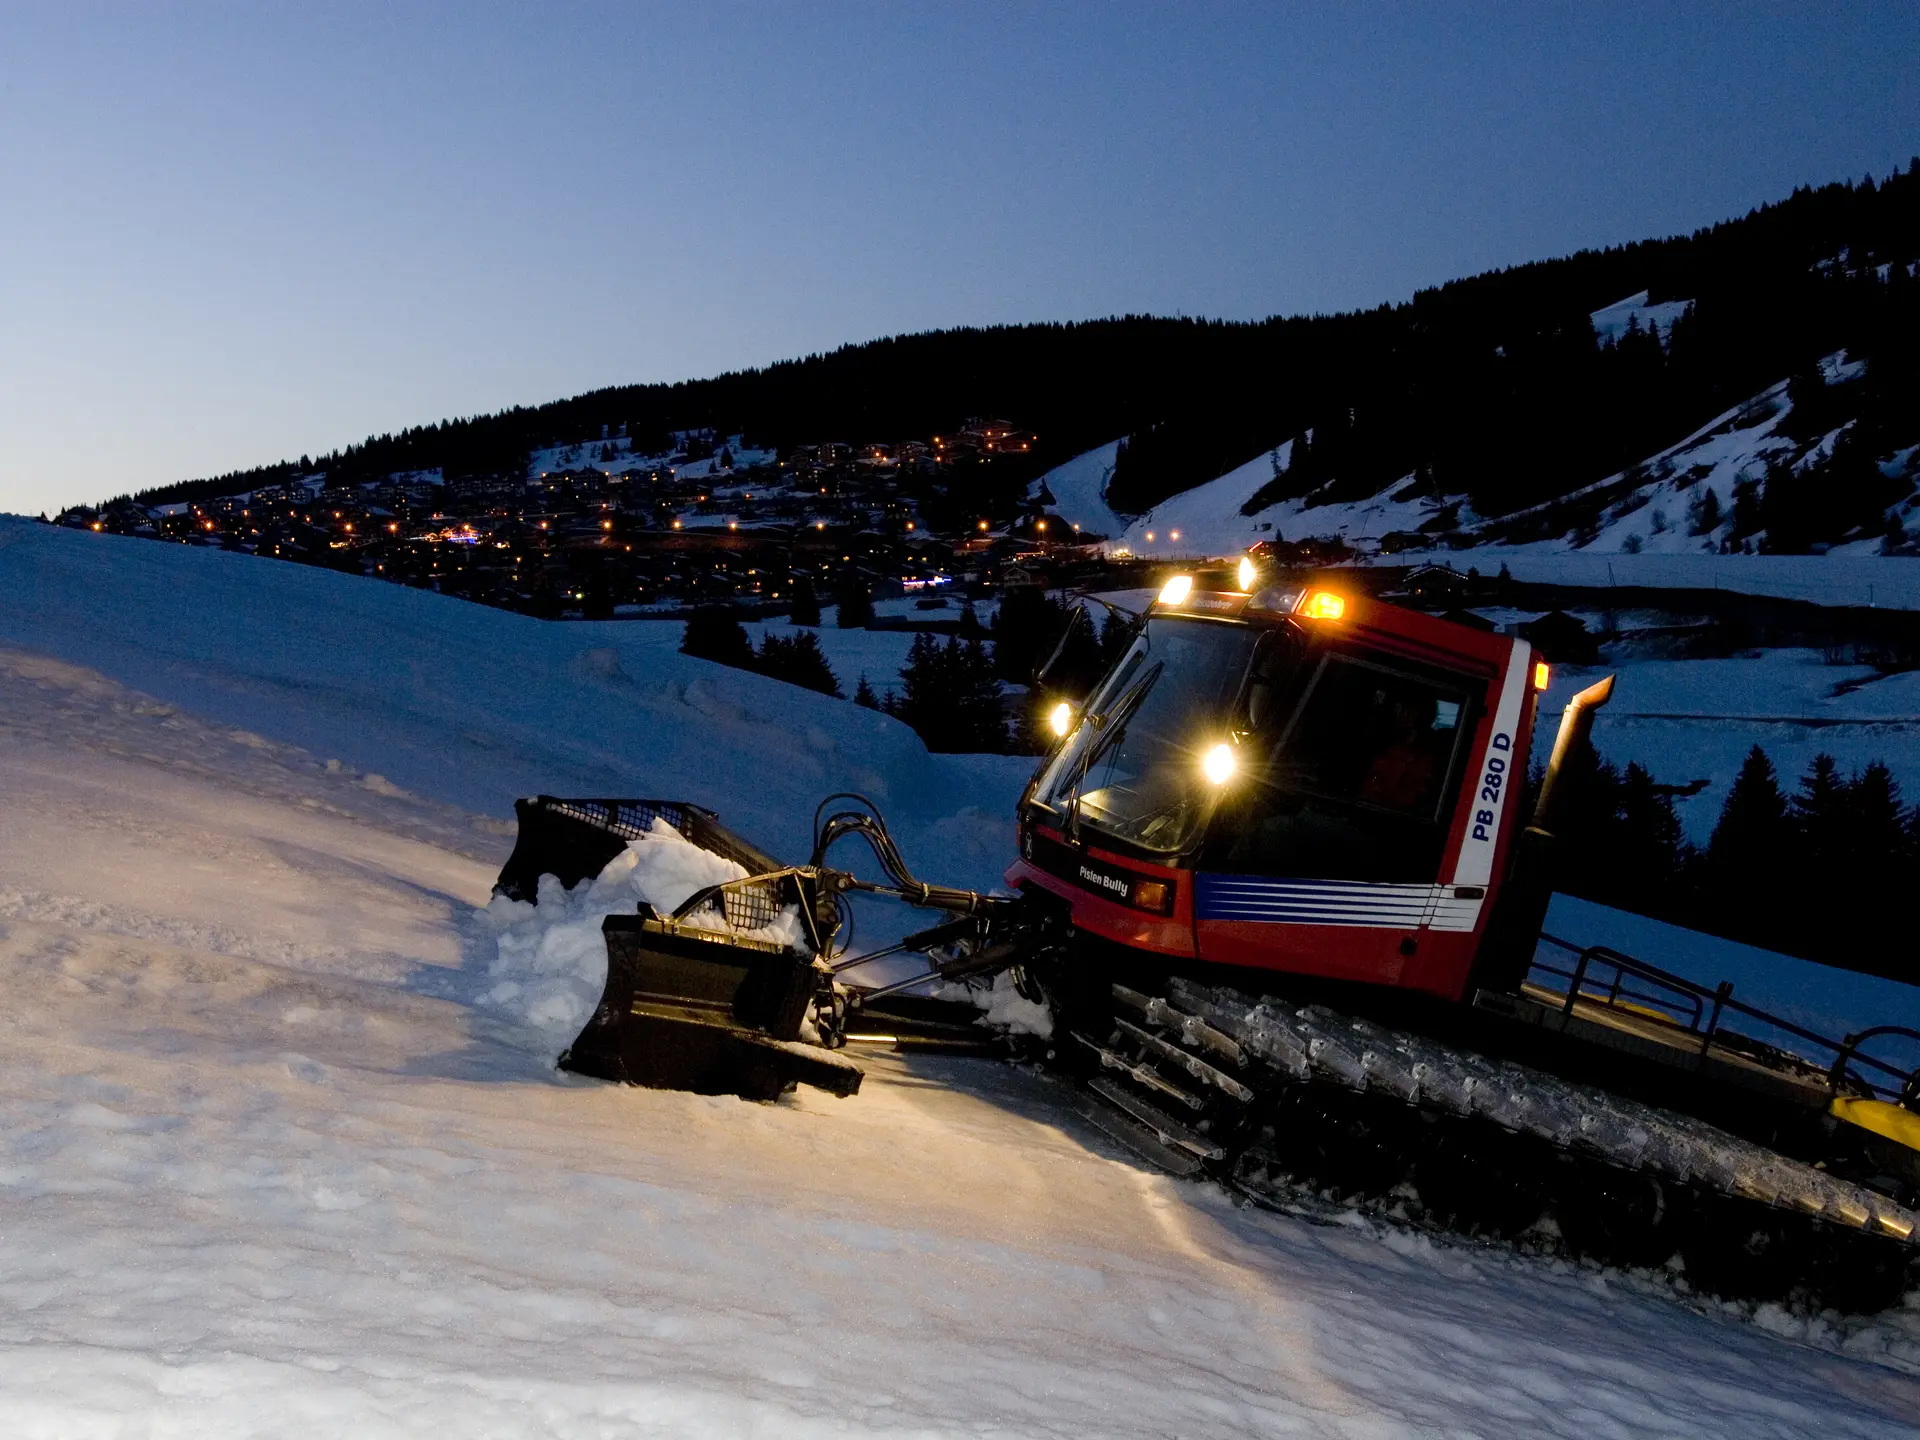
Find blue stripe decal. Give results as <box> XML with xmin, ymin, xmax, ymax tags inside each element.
<box><xmin>1196</xmin><ymin>874</ymin><xmax>1441</xmax><ymax>929</ymax></box>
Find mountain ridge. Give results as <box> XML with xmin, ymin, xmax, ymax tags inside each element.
<box><xmin>92</xmin><ymin>162</ymin><xmax>1920</xmax><ymax>559</ymax></box>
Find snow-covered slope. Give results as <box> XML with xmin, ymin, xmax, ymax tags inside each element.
<box><xmin>1108</xmin><ymin>437</ymin><xmax>1477</xmax><ymax>562</ymax></box>
<box><xmin>1104</xmin><ymin>346</ymin><xmax>1918</xmax><ymax>600</ymax></box>
<box><xmin>3</xmin><ymin>520</ymin><xmax>1920</xmax><ymax>1433</ymax></box>
<box><xmin>1589</xmin><ymin>289</ymin><xmax>1694</xmax><ymax>345</ymax></box>
<box><xmin>1031</xmin><ymin>439</ymin><xmax>1134</xmax><ymax>537</ymax></box>
<box><xmin>0</xmin><ymin>518</ymin><xmax>1025</xmax><ymax>886</ymax></box>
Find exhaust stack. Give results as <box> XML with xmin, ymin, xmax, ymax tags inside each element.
<box><xmin>1472</xmin><ymin>673</ymin><xmax>1616</xmax><ymax>995</ymax></box>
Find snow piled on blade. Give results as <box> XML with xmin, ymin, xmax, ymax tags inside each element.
<box><xmin>479</xmin><ymin>820</ymin><xmax>801</xmax><ymax>1038</ymax></box>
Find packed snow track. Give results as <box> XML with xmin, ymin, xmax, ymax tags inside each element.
<box><xmin>0</xmin><ymin>522</ymin><xmax>1917</xmax><ymax>1435</ymax></box>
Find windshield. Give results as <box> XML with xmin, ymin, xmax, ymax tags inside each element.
<box><xmin>1032</xmin><ymin>617</ymin><xmax>1263</xmax><ymax>853</ymax></box>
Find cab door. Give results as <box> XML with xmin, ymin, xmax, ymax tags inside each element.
<box><xmin>1192</xmin><ymin>642</ymin><xmax>1489</xmax><ymax>992</ymax></box>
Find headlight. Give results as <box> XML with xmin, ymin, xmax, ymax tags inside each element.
<box><xmin>1157</xmin><ymin>574</ymin><xmax>1193</xmax><ymax>606</ymax></box>
<box><xmin>1202</xmin><ymin>742</ymin><xmax>1237</xmax><ymax>786</ymax></box>
<box><xmin>1048</xmin><ymin>701</ymin><xmax>1074</xmax><ymax>737</ymax></box>
<box><xmin>1237</xmin><ymin>555</ymin><xmax>1257</xmax><ymax>592</ymax></box>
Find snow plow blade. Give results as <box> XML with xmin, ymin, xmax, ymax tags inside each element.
<box><xmin>497</xmin><ymin>796</ymin><xmax>864</xmax><ymax>1101</ymax></box>
<box><xmin>494</xmin><ymin>796</ymin><xmax>782</xmax><ymax>903</ymax></box>
<box><xmin>502</xmin><ymin>791</ymin><xmax>1033</xmax><ymax>1100</ymax></box>
<box><xmin>560</xmin><ymin>911</ymin><xmax>862</xmax><ymax>1100</ymax></box>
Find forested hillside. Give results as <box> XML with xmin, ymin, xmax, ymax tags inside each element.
<box><xmin>118</xmin><ymin>164</ymin><xmax>1920</xmax><ymax>542</ymax></box>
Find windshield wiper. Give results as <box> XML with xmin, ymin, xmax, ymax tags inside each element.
<box><xmin>1066</xmin><ymin>661</ymin><xmax>1162</xmax><ymax>847</ymax></box>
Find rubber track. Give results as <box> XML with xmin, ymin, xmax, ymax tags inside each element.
<box><xmin>1091</xmin><ymin>976</ymin><xmax>1920</xmax><ymax>1312</ymax></box>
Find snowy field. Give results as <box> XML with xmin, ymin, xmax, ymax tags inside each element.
<box><xmin>1536</xmin><ymin>650</ymin><xmax>1920</xmax><ymax>841</ymax></box>
<box><xmin>3</xmin><ymin>518</ymin><xmax>1920</xmax><ymax>1434</ymax></box>
<box><xmin>1545</xmin><ymin>896</ymin><xmax>1920</xmax><ymax>1071</ymax></box>
<box><xmin>1384</xmin><ymin>551</ymin><xmax>1920</xmax><ymax>611</ymax></box>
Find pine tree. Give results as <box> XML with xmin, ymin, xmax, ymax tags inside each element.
<box><xmin>956</xmin><ymin>637</ymin><xmax>1010</xmax><ymax>752</ymax></box>
<box><xmin>1097</xmin><ymin>609</ymin><xmax>1135</xmax><ymax>670</ymax></box>
<box><xmin>1613</xmin><ymin>762</ymin><xmax>1687</xmax><ymax>907</ymax></box>
<box><xmin>1791</xmin><ymin>753</ymin><xmax>1849</xmax><ymax>861</ymax></box>
<box><xmin>681</xmin><ymin>608</ymin><xmax>754</xmax><ymax>669</ymax></box>
<box><xmin>1835</xmin><ymin>761</ymin><xmax>1913</xmax><ymax>974</ymax></box>
<box><xmin>1704</xmin><ymin>745</ymin><xmax>1793</xmax><ymax>939</ymax></box>
<box><xmin>753</xmin><ymin>631</ymin><xmax>842</xmax><ymax>696</ymax></box>
<box><xmin>991</xmin><ymin>585</ymin><xmax>1068</xmax><ymax>681</ymax></box>
<box><xmin>893</xmin><ymin>635</ymin><xmax>1009</xmax><ymax>752</ymax></box>
<box><xmin>853</xmin><ymin>673</ymin><xmax>880</xmax><ymax>709</ymax></box>
<box><xmin>1687</xmin><ymin>486</ymin><xmax>1721</xmax><ymax>537</ymax></box>
<box><xmin>1729</xmin><ymin>477</ymin><xmax>1765</xmax><ymax>541</ymax></box>
<box><xmin>783</xmin><ymin>630</ymin><xmax>842</xmax><ymax>697</ymax></box>
<box><xmin>836</xmin><ymin>573</ymin><xmax>874</xmax><ymax>628</ymax></box>
<box><xmin>1552</xmin><ymin>738</ymin><xmax>1624</xmax><ymax>898</ymax></box>
<box><xmin>1843</xmin><ymin>761</ymin><xmax>1910</xmax><ymax>875</ymax></box>
<box><xmin>789</xmin><ymin>576</ymin><xmax>821</xmax><ymax>626</ymax></box>
<box><xmin>893</xmin><ymin>633</ymin><xmax>945</xmax><ymax>740</ymax></box>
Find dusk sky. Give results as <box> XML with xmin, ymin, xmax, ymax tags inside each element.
<box><xmin>2</xmin><ymin>3</ymin><xmax>1915</xmax><ymax>514</ymax></box>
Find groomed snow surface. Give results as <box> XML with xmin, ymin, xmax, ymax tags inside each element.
<box><xmin>2</xmin><ymin>518</ymin><xmax>1920</xmax><ymax>1436</ymax></box>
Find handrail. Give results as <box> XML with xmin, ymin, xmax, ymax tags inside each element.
<box><xmin>1529</xmin><ymin>932</ymin><xmax>1920</xmax><ymax>1109</ymax></box>
<box><xmin>1828</xmin><ymin>1026</ymin><xmax>1920</xmax><ymax>1108</ymax></box>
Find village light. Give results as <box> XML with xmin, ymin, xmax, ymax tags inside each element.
<box><xmin>1170</xmin><ymin>530</ymin><xmax>1181</xmax><ymax>542</ymax></box>
<box><xmin>1157</xmin><ymin>574</ymin><xmax>1193</xmax><ymax>607</ymax></box>
<box><xmin>978</xmin><ymin>520</ymin><xmax>989</xmax><ymax>531</ymax></box>
<box><xmin>1202</xmin><ymin>742</ymin><xmax>1237</xmax><ymax>786</ymax></box>
<box><xmin>1047</xmin><ymin>701</ymin><xmax>1074</xmax><ymax>738</ymax></box>
<box><xmin>1145</xmin><ymin>531</ymin><xmax>1155</xmax><ymax>542</ymax></box>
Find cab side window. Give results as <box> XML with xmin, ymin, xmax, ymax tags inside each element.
<box><xmin>1210</xmin><ymin>652</ymin><xmax>1480</xmax><ymax>883</ymax></box>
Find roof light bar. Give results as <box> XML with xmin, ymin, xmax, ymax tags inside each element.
<box><xmin>1300</xmin><ymin>590</ymin><xmax>1346</xmax><ymax>621</ymax></box>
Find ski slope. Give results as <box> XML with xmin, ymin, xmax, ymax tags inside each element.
<box><xmin>1</xmin><ymin>518</ymin><xmax>1919</xmax><ymax>1434</ymax></box>
<box><xmin>1032</xmin><ymin>439</ymin><xmax>1134</xmax><ymax>538</ymax></box>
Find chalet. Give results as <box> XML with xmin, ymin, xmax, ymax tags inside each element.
<box><xmin>1394</xmin><ymin>564</ymin><xmax>1468</xmax><ymax>605</ymax></box>
<box><xmin>1517</xmin><ymin>609</ymin><xmax>1600</xmax><ymax>664</ymax></box>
